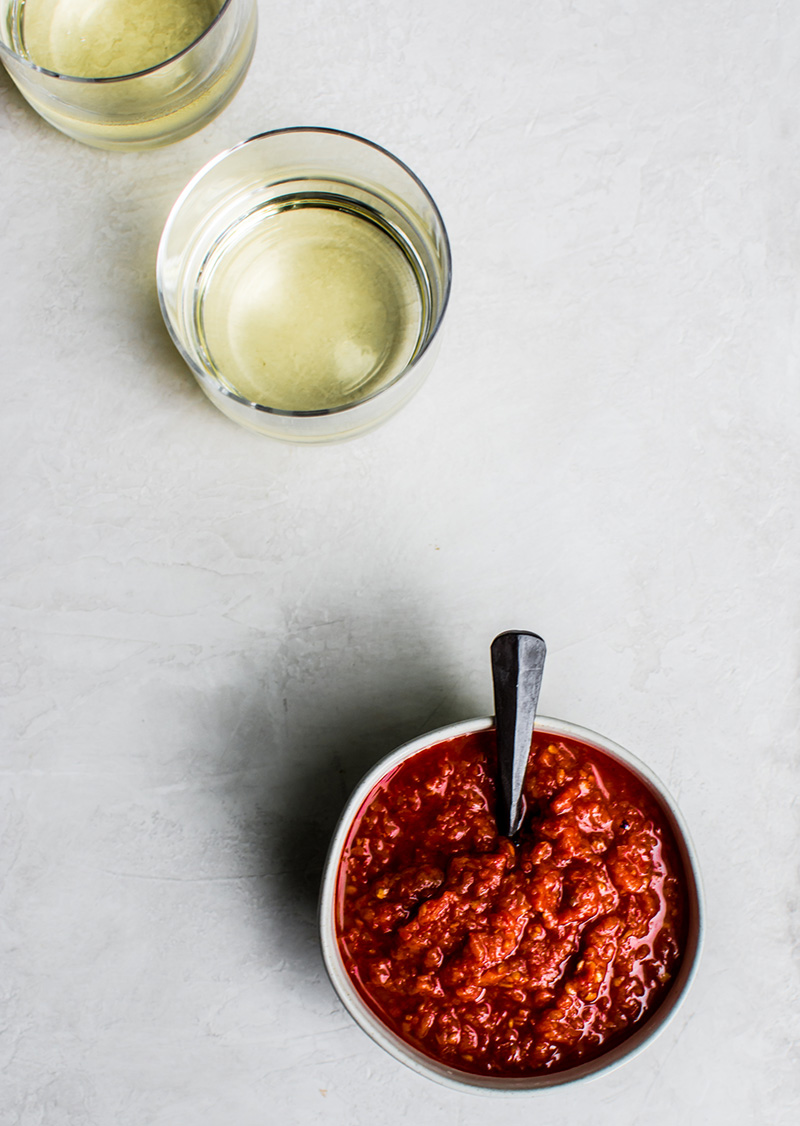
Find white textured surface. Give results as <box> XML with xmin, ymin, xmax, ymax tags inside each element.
<box><xmin>1</xmin><ymin>1</ymin><xmax>798</xmax><ymax>1122</ymax></box>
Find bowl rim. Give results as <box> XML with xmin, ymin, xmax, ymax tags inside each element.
<box><xmin>318</xmin><ymin>714</ymin><xmax>704</xmax><ymax>1094</ymax></box>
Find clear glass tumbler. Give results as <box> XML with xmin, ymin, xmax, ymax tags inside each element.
<box><xmin>0</xmin><ymin>0</ymin><xmax>257</xmax><ymax>150</ymax></box>
<box><xmin>157</xmin><ymin>128</ymin><xmax>452</xmax><ymax>443</ymax></box>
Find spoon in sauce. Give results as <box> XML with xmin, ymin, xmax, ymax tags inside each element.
<box><xmin>491</xmin><ymin>630</ymin><xmax>547</xmax><ymax>839</ymax></box>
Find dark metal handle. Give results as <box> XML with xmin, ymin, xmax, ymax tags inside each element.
<box><xmin>491</xmin><ymin>630</ymin><xmax>546</xmax><ymax>839</ymax></box>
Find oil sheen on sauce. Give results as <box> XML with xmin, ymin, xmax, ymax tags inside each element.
<box><xmin>336</xmin><ymin>730</ymin><xmax>687</xmax><ymax>1077</ymax></box>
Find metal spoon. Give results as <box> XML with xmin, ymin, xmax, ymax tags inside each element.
<box><xmin>491</xmin><ymin>630</ymin><xmax>547</xmax><ymax>839</ymax></box>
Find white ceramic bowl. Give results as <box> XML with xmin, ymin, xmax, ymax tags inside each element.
<box><xmin>319</xmin><ymin>715</ymin><xmax>704</xmax><ymax>1094</ymax></box>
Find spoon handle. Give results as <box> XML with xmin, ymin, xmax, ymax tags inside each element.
<box><xmin>491</xmin><ymin>630</ymin><xmax>547</xmax><ymax>839</ymax></box>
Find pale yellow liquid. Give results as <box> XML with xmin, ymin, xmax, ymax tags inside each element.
<box><xmin>18</xmin><ymin>0</ymin><xmax>223</xmax><ymax>78</ymax></box>
<box><xmin>4</xmin><ymin>0</ymin><xmax>255</xmax><ymax>148</ymax></box>
<box><xmin>198</xmin><ymin>205</ymin><xmax>425</xmax><ymax>413</ymax></box>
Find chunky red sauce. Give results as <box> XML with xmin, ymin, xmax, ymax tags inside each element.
<box><xmin>336</xmin><ymin>730</ymin><xmax>687</xmax><ymax>1077</ymax></box>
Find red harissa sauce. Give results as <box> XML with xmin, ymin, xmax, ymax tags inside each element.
<box><xmin>336</xmin><ymin>730</ymin><xmax>687</xmax><ymax>1077</ymax></box>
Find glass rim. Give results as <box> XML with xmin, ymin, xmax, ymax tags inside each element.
<box><xmin>0</xmin><ymin>0</ymin><xmax>235</xmax><ymax>84</ymax></box>
<box><xmin>157</xmin><ymin>126</ymin><xmax>453</xmax><ymax>420</ymax></box>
